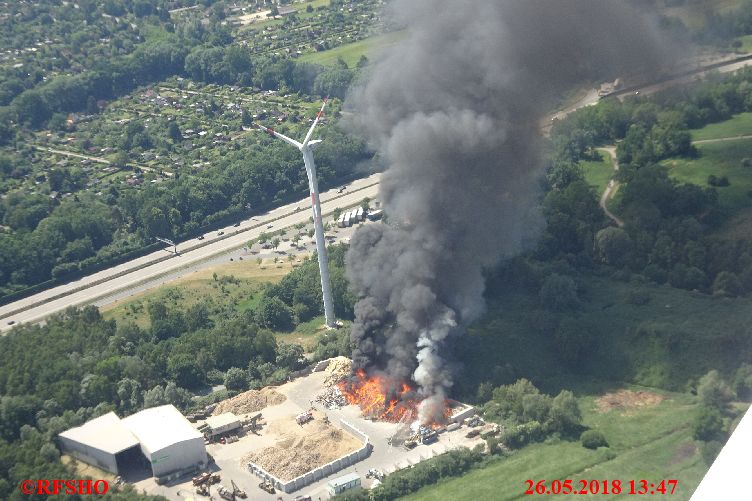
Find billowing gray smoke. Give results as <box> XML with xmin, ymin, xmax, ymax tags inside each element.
<box><xmin>344</xmin><ymin>0</ymin><xmax>675</xmax><ymax>423</ymax></box>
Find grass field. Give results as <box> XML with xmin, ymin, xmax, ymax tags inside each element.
<box><xmin>663</xmin><ymin>139</ymin><xmax>752</xmax><ymax>212</ymax></box>
<box><xmin>735</xmin><ymin>34</ymin><xmax>752</xmax><ymax>53</ymax></box>
<box><xmin>100</xmin><ymin>259</ymin><xmax>295</xmax><ymax>329</ymax></box>
<box><xmin>299</xmin><ymin>31</ymin><xmax>404</xmax><ymax>67</ymax></box>
<box><xmin>690</xmin><ymin>112</ymin><xmax>752</xmax><ymax>141</ymax></box>
<box><xmin>402</xmin><ymin>389</ymin><xmax>725</xmax><ymax>501</ymax></box>
<box><xmin>582</xmin><ymin>151</ymin><xmax>614</xmax><ymax>195</ymax></box>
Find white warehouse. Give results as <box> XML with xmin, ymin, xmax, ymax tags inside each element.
<box><xmin>59</xmin><ymin>405</ymin><xmax>207</xmax><ymax>479</ymax></box>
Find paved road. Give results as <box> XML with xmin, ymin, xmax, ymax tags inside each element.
<box><xmin>693</xmin><ymin>134</ymin><xmax>752</xmax><ymax>144</ymax></box>
<box><xmin>35</xmin><ymin>145</ymin><xmax>172</xmax><ymax>176</ymax></box>
<box><xmin>0</xmin><ymin>174</ymin><xmax>380</xmax><ymax>332</ymax></box>
<box><xmin>597</xmin><ymin>147</ymin><xmax>624</xmax><ymax>228</ymax></box>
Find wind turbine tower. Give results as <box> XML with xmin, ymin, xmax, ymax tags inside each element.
<box><xmin>256</xmin><ymin>100</ymin><xmax>336</xmax><ymax>328</ymax></box>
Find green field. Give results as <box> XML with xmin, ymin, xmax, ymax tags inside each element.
<box><xmin>402</xmin><ymin>390</ymin><xmax>721</xmax><ymax>501</ymax></box>
<box><xmin>735</xmin><ymin>34</ymin><xmax>752</xmax><ymax>53</ymax></box>
<box><xmin>299</xmin><ymin>31</ymin><xmax>404</xmax><ymax>67</ymax></box>
<box><xmin>101</xmin><ymin>259</ymin><xmax>295</xmax><ymax>329</ymax></box>
<box><xmin>582</xmin><ymin>150</ymin><xmax>614</xmax><ymax>194</ymax></box>
<box><xmin>663</xmin><ymin>139</ymin><xmax>752</xmax><ymax>212</ymax></box>
<box><xmin>690</xmin><ymin>112</ymin><xmax>752</xmax><ymax>141</ymax></box>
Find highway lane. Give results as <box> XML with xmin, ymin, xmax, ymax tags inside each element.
<box><xmin>0</xmin><ymin>173</ymin><xmax>380</xmax><ymax>332</ymax></box>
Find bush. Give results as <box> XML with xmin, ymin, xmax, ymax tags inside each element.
<box><xmin>693</xmin><ymin>406</ymin><xmax>726</xmax><ymax>442</ymax></box>
<box><xmin>580</xmin><ymin>430</ymin><xmax>608</xmax><ymax>449</ymax></box>
<box><xmin>700</xmin><ymin>440</ymin><xmax>724</xmax><ymax>465</ymax></box>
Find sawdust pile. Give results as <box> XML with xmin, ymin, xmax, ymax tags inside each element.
<box><xmin>322</xmin><ymin>356</ymin><xmax>352</xmax><ymax>387</ymax></box>
<box><xmin>242</xmin><ymin>415</ymin><xmax>363</xmax><ymax>481</ymax></box>
<box><xmin>213</xmin><ymin>387</ymin><xmax>286</xmax><ymax>416</ymax></box>
<box><xmin>596</xmin><ymin>390</ymin><xmax>665</xmax><ymax>413</ymax></box>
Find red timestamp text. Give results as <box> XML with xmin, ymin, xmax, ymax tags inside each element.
<box><xmin>524</xmin><ymin>479</ymin><xmax>678</xmax><ymax>495</ymax></box>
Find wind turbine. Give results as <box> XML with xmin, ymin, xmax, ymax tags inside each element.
<box><xmin>255</xmin><ymin>100</ymin><xmax>336</xmax><ymax>328</ymax></box>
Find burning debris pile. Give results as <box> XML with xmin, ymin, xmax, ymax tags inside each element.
<box><xmin>343</xmin><ymin>0</ymin><xmax>675</xmax><ymax>425</ymax></box>
<box><xmin>322</xmin><ymin>356</ymin><xmax>352</xmax><ymax>387</ymax></box>
<box><xmin>315</xmin><ymin>386</ymin><xmax>347</xmax><ymax>410</ymax></box>
<box><xmin>337</xmin><ymin>369</ymin><xmax>451</xmax><ymax>425</ymax></box>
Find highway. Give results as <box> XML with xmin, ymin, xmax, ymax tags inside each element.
<box><xmin>4</xmin><ymin>53</ymin><xmax>752</xmax><ymax>334</ymax></box>
<box><xmin>0</xmin><ymin>173</ymin><xmax>380</xmax><ymax>333</ymax></box>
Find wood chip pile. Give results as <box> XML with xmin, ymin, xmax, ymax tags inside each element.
<box><xmin>242</xmin><ymin>421</ymin><xmax>362</xmax><ymax>481</ymax></box>
<box><xmin>322</xmin><ymin>356</ymin><xmax>352</xmax><ymax>387</ymax></box>
<box><xmin>212</xmin><ymin>387</ymin><xmax>286</xmax><ymax>416</ymax></box>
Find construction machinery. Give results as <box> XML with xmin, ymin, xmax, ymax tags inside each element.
<box><xmin>295</xmin><ymin>411</ymin><xmax>313</xmax><ymax>425</ymax></box>
<box><xmin>195</xmin><ymin>483</ymin><xmax>210</xmax><ymax>497</ymax></box>
<box><xmin>259</xmin><ymin>479</ymin><xmax>276</xmax><ymax>494</ymax></box>
<box><xmin>192</xmin><ymin>472</ymin><xmax>211</xmax><ymax>486</ymax></box>
<box><xmin>217</xmin><ymin>484</ymin><xmax>235</xmax><ymax>501</ymax></box>
<box><xmin>231</xmin><ymin>480</ymin><xmax>247</xmax><ymax>499</ymax></box>
<box><xmin>209</xmin><ymin>473</ymin><xmax>221</xmax><ymax>485</ymax></box>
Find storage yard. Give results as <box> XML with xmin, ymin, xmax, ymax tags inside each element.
<box><xmin>129</xmin><ymin>359</ymin><xmax>486</xmax><ymax>500</ymax></box>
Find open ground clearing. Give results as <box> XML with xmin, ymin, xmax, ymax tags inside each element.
<box><xmin>663</xmin><ymin>138</ymin><xmax>752</xmax><ymax>212</ymax></box>
<box><xmin>581</xmin><ymin>151</ymin><xmax>614</xmax><ymax>195</ymax></box>
<box><xmin>403</xmin><ymin>389</ymin><xmax>737</xmax><ymax>501</ymax></box>
<box><xmin>690</xmin><ymin>112</ymin><xmax>752</xmax><ymax>141</ymax></box>
<box><xmin>300</xmin><ymin>31</ymin><xmax>404</xmax><ymax>66</ymax></box>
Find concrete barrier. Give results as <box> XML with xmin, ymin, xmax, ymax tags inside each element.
<box><xmin>247</xmin><ymin>419</ymin><xmax>372</xmax><ymax>493</ymax></box>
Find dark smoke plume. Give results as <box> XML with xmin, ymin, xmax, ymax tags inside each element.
<box><xmin>344</xmin><ymin>0</ymin><xmax>675</xmax><ymax>423</ymax></box>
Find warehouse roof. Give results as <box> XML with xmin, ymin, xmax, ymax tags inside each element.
<box><xmin>205</xmin><ymin>412</ymin><xmax>240</xmax><ymax>429</ymax></box>
<box><xmin>121</xmin><ymin>405</ymin><xmax>202</xmax><ymax>455</ymax></box>
<box><xmin>59</xmin><ymin>412</ymin><xmax>139</xmax><ymax>455</ymax></box>
<box><xmin>328</xmin><ymin>472</ymin><xmax>360</xmax><ymax>488</ymax></box>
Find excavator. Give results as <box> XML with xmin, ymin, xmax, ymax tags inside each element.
<box><xmin>231</xmin><ymin>479</ymin><xmax>247</xmax><ymax>499</ymax></box>
<box><xmin>259</xmin><ymin>479</ymin><xmax>276</xmax><ymax>494</ymax></box>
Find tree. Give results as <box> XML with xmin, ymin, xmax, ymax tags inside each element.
<box><xmin>712</xmin><ymin>271</ymin><xmax>742</xmax><ymax>297</ymax></box>
<box><xmin>224</xmin><ymin>367</ymin><xmax>248</xmax><ymax>391</ymax></box>
<box><xmin>549</xmin><ymin>390</ymin><xmax>582</xmax><ymax>434</ymax></box>
<box><xmin>272</xmin><ymin>237</ymin><xmax>281</xmax><ymax>250</ymax></box>
<box><xmin>595</xmin><ymin>227</ymin><xmax>632</xmax><ymax>266</ymax></box>
<box><xmin>255</xmin><ymin>295</ymin><xmax>293</xmax><ymax>331</ymax></box>
<box><xmin>693</xmin><ymin>406</ymin><xmax>725</xmax><ymax>441</ymax></box>
<box><xmin>539</xmin><ymin>274</ymin><xmax>579</xmax><ymax>311</ymax></box>
<box><xmin>167</xmin><ymin>353</ymin><xmax>205</xmax><ymax>389</ymax></box>
<box><xmin>168</xmin><ymin>121</ymin><xmax>182</xmax><ymax>142</ymax></box>
<box><xmin>698</xmin><ymin>370</ymin><xmax>734</xmax><ymax>410</ymax></box>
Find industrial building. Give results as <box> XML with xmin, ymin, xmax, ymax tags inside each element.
<box><xmin>327</xmin><ymin>472</ymin><xmax>361</xmax><ymax>496</ymax></box>
<box><xmin>58</xmin><ymin>412</ymin><xmax>140</xmax><ymax>475</ymax></box>
<box><xmin>204</xmin><ymin>412</ymin><xmax>241</xmax><ymax>438</ymax></box>
<box><xmin>58</xmin><ymin>405</ymin><xmax>208</xmax><ymax>479</ymax></box>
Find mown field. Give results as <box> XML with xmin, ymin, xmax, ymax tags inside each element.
<box><xmin>402</xmin><ymin>389</ymin><xmax>732</xmax><ymax>501</ymax></box>
<box><xmin>690</xmin><ymin>112</ymin><xmax>752</xmax><ymax>141</ymax></box>
<box><xmin>582</xmin><ymin>150</ymin><xmax>614</xmax><ymax>195</ymax></box>
<box><xmin>663</xmin><ymin>138</ymin><xmax>752</xmax><ymax>212</ymax></box>
<box><xmin>300</xmin><ymin>31</ymin><xmax>404</xmax><ymax>66</ymax></box>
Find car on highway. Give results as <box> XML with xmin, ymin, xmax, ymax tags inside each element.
<box><xmin>337</xmin><ymin>186</ymin><xmax>347</xmax><ymax>193</ymax></box>
<box><xmin>217</xmin><ymin>231</ymin><xmax>224</xmax><ymax>236</ymax></box>
<box><xmin>233</xmin><ymin>222</ymin><xmax>240</xmax><ymax>227</ymax></box>
<box><xmin>266</xmin><ymin>224</ymin><xmax>273</xmax><ymax>229</ymax></box>
<box><xmin>7</xmin><ymin>320</ymin><xmax>14</xmax><ymax>326</ymax></box>
<box><xmin>197</xmin><ymin>235</ymin><xmax>205</xmax><ymax>240</ymax></box>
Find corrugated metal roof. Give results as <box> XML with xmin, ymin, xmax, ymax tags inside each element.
<box><xmin>328</xmin><ymin>472</ymin><xmax>360</xmax><ymax>487</ymax></box>
<box><xmin>121</xmin><ymin>405</ymin><xmax>202</xmax><ymax>455</ymax></box>
<box><xmin>205</xmin><ymin>412</ymin><xmax>240</xmax><ymax>429</ymax></box>
<box><xmin>58</xmin><ymin>412</ymin><xmax>139</xmax><ymax>455</ymax></box>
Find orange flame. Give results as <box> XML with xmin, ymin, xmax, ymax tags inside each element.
<box><xmin>337</xmin><ymin>369</ymin><xmax>452</xmax><ymax>426</ymax></box>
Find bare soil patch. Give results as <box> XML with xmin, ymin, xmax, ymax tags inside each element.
<box><xmin>242</xmin><ymin>411</ymin><xmax>362</xmax><ymax>481</ymax></box>
<box><xmin>668</xmin><ymin>442</ymin><xmax>698</xmax><ymax>466</ymax></box>
<box><xmin>213</xmin><ymin>387</ymin><xmax>286</xmax><ymax>416</ymax></box>
<box><xmin>596</xmin><ymin>390</ymin><xmax>666</xmax><ymax>413</ymax></box>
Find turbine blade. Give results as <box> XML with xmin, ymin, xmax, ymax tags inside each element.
<box><xmin>255</xmin><ymin>124</ymin><xmax>302</xmax><ymax>149</ymax></box>
<box><xmin>303</xmin><ymin>98</ymin><xmax>328</xmax><ymax>146</ymax></box>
